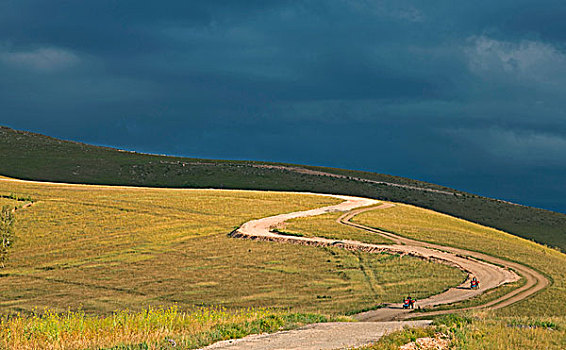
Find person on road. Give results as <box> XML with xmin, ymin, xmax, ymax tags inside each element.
<box><xmin>404</xmin><ymin>295</ymin><xmax>415</xmax><ymax>309</ymax></box>
<box><xmin>471</xmin><ymin>276</ymin><xmax>479</xmax><ymax>289</ymax></box>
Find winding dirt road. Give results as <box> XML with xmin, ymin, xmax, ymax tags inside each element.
<box><xmin>340</xmin><ymin>205</ymin><xmax>549</xmax><ymax>321</ymax></box>
<box><xmin>209</xmin><ymin>194</ymin><xmax>548</xmax><ymax>349</ymax></box>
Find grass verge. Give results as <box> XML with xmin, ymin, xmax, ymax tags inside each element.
<box><xmin>358</xmin><ymin>313</ymin><xmax>566</xmax><ymax>349</ymax></box>
<box><xmin>1</xmin><ymin>306</ymin><xmax>339</xmax><ymax>349</ymax></box>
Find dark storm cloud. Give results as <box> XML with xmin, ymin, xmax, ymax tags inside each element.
<box><xmin>1</xmin><ymin>0</ymin><xmax>565</xmax><ymax>212</ymax></box>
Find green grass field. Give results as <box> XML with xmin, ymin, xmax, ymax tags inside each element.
<box><xmin>2</xmin><ymin>126</ymin><xmax>565</xmax><ymax>252</ymax></box>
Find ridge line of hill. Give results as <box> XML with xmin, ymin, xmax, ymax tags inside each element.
<box><xmin>250</xmin><ymin>164</ymin><xmax>458</xmax><ymax>196</ymax></box>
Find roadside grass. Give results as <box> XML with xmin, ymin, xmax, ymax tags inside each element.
<box><xmin>356</xmin><ymin>325</ymin><xmax>437</xmax><ymax>350</ymax></box>
<box><xmin>0</xmin><ymin>180</ymin><xmax>463</xmax><ymax>317</ymax></box>
<box><xmin>447</xmin><ymin>315</ymin><xmax>566</xmax><ymax>350</ymax></box>
<box><xmin>281</xmin><ymin>212</ymin><xmax>393</xmax><ymax>245</ymax></box>
<box><xmin>1</xmin><ymin>305</ymin><xmax>339</xmax><ymax>350</ymax></box>
<box><xmin>359</xmin><ymin>313</ymin><xmax>566</xmax><ymax>350</ymax></box>
<box><xmin>353</xmin><ymin>203</ymin><xmax>566</xmax><ymax>317</ymax></box>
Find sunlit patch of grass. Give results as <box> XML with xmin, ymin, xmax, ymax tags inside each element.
<box><xmin>354</xmin><ymin>203</ymin><xmax>566</xmax><ymax>317</ymax></box>
<box><xmin>282</xmin><ymin>212</ymin><xmax>393</xmax><ymax>244</ymax></box>
<box><xmin>310</xmin><ymin>248</ymin><xmax>466</xmax><ymax>314</ymax></box>
<box><xmin>1</xmin><ymin>306</ymin><xmax>336</xmax><ymax>350</ymax></box>
<box><xmin>436</xmin><ymin>313</ymin><xmax>566</xmax><ymax>350</ymax></box>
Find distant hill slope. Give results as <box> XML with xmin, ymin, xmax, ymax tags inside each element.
<box><xmin>1</xmin><ymin>125</ymin><xmax>565</xmax><ymax>251</ymax></box>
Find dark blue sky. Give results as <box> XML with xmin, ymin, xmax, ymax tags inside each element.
<box><xmin>1</xmin><ymin>1</ymin><xmax>565</xmax><ymax>213</ymax></box>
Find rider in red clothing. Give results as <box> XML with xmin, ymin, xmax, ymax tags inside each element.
<box><xmin>404</xmin><ymin>295</ymin><xmax>415</xmax><ymax>309</ymax></box>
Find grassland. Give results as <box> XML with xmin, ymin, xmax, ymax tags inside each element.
<box><xmin>270</xmin><ymin>200</ymin><xmax>566</xmax><ymax>349</ymax></box>
<box><xmin>0</xmin><ymin>180</ymin><xmax>464</xmax><ymax>319</ymax></box>
<box><xmin>279</xmin><ymin>200</ymin><xmax>566</xmax><ymax>349</ymax></box>
<box><xmin>0</xmin><ymin>198</ymin><xmax>18</xmax><ymax>208</ymax></box>
<box><xmin>0</xmin><ymin>180</ymin><xmax>470</xmax><ymax>348</ymax></box>
<box><xmin>2</xmin><ymin>123</ymin><xmax>566</xmax><ymax>348</ymax></box>
<box><xmin>2</xmin><ymin>126</ymin><xmax>565</xmax><ymax>252</ymax></box>
<box><xmin>280</xmin><ymin>212</ymin><xmax>393</xmax><ymax>245</ymax></box>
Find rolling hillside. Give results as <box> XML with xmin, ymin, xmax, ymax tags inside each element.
<box><xmin>2</xmin><ymin>178</ymin><xmax>564</xmax><ymax>349</ymax></box>
<box><xmin>1</xmin><ymin>126</ymin><xmax>565</xmax><ymax>251</ymax></box>
<box><xmin>0</xmin><ymin>179</ymin><xmax>467</xmax><ymax>348</ymax></box>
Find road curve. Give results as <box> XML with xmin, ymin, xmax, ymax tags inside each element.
<box><xmin>339</xmin><ymin>205</ymin><xmax>549</xmax><ymax>320</ymax></box>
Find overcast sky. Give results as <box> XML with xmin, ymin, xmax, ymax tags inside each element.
<box><xmin>1</xmin><ymin>1</ymin><xmax>565</xmax><ymax>213</ymax></box>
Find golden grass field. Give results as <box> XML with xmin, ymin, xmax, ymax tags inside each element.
<box><xmin>0</xmin><ymin>180</ymin><xmax>465</xmax><ymax>316</ymax></box>
<box><xmin>0</xmin><ymin>198</ymin><xmax>17</xmax><ymax>207</ymax></box>
<box><xmin>0</xmin><ymin>180</ymin><xmax>467</xmax><ymax>348</ymax></box>
<box><xmin>280</xmin><ymin>212</ymin><xmax>393</xmax><ymax>244</ymax></box>
<box><xmin>3</xmin><ymin>178</ymin><xmax>565</xmax><ymax>349</ymax></box>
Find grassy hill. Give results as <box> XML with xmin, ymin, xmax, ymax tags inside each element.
<box><xmin>1</xmin><ymin>126</ymin><xmax>565</xmax><ymax>251</ymax></box>
<box><xmin>0</xmin><ymin>179</ymin><xmax>465</xmax><ymax>348</ymax></box>
<box><xmin>0</xmin><ymin>180</ymin><xmax>465</xmax><ymax>316</ymax></box>
<box><xmin>2</xmin><ymin>178</ymin><xmax>565</xmax><ymax>349</ymax></box>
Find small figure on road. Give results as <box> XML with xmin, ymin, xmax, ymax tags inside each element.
<box><xmin>470</xmin><ymin>276</ymin><xmax>480</xmax><ymax>289</ymax></box>
<box><xmin>403</xmin><ymin>295</ymin><xmax>415</xmax><ymax>309</ymax></box>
